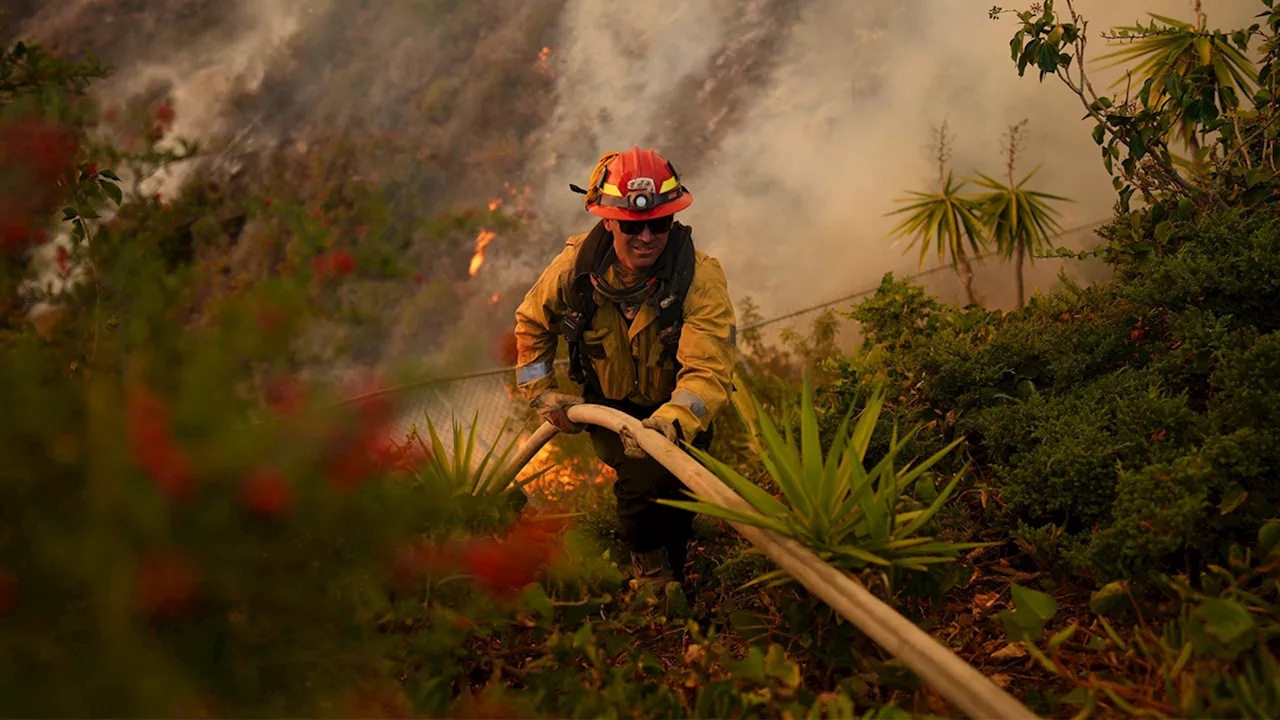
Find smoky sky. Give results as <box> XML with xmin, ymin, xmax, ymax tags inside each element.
<box><xmin>12</xmin><ymin>0</ymin><xmax>1266</xmax><ymax>355</ymax></box>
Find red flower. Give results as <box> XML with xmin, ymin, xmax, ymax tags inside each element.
<box><xmin>459</xmin><ymin>516</ymin><xmax>566</xmax><ymax>599</ymax></box>
<box><xmin>127</xmin><ymin>387</ymin><xmax>195</xmax><ymax>501</ymax></box>
<box><xmin>262</xmin><ymin>198</ymin><xmax>273</xmax><ymax>209</ymax></box>
<box><xmin>1</xmin><ymin>218</ymin><xmax>30</xmax><ymax>251</ymax></box>
<box><xmin>413</xmin><ymin>272</ymin><xmax>423</xmax><ymax>285</ymax></box>
<box><xmin>312</xmin><ymin>250</ymin><xmax>356</xmax><ymax>283</ymax></box>
<box><xmin>0</xmin><ymin>120</ymin><xmax>77</xmax><ymax>180</ymax></box>
<box><xmin>326</xmin><ymin>429</ymin><xmax>401</xmax><ymax>490</ymax></box>
<box><xmin>240</xmin><ymin>469</ymin><xmax>293</xmax><ymax>518</ymax></box>
<box><xmin>83</xmin><ymin>163</ymin><xmax>98</xmax><ymax>177</ymax></box>
<box><xmin>392</xmin><ymin>437</ymin><xmax>432</xmax><ymax>476</ymax></box>
<box><xmin>262</xmin><ymin>373</ymin><xmax>306</xmax><ymax>416</ymax></box>
<box><xmin>154</xmin><ymin>101</ymin><xmax>176</xmax><ymax>125</ymax></box>
<box><xmin>55</xmin><ymin>245</ymin><xmax>70</xmax><ymax>276</ymax></box>
<box><xmin>0</xmin><ymin>571</ymin><xmax>16</xmax><ymax>616</ymax></box>
<box><xmin>137</xmin><ymin>551</ymin><xmax>201</xmax><ymax>616</ymax></box>
<box><xmin>390</xmin><ymin>541</ymin><xmax>457</xmax><ymax>592</ymax></box>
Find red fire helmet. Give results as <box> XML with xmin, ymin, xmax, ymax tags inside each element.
<box><xmin>586</xmin><ymin>147</ymin><xmax>693</xmax><ymax>221</ymax></box>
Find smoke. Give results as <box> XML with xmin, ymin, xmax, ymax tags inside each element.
<box><xmin>9</xmin><ymin>0</ymin><xmax>1267</xmax><ymax>361</ymax></box>
<box><xmin>527</xmin><ymin>0</ymin><xmax>1262</xmax><ymax>317</ymax></box>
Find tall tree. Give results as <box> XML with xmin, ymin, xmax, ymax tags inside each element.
<box><xmin>887</xmin><ymin>121</ymin><xmax>986</xmax><ymax>306</ymax></box>
<box><xmin>970</xmin><ymin>120</ymin><xmax>1071</xmax><ymax>308</ymax></box>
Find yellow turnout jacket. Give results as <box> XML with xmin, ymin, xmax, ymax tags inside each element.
<box><xmin>514</xmin><ymin>231</ymin><xmax>737</xmax><ymax>437</ymax></box>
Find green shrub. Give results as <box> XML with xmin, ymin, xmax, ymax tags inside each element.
<box><xmin>834</xmin><ymin>211</ymin><xmax>1280</xmax><ymax>582</ymax></box>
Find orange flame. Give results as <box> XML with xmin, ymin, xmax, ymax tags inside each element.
<box><xmin>469</xmin><ymin>229</ymin><xmax>496</xmax><ymax>277</ymax></box>
<box><xmin>517</xmin><ymin>442</ymin><xmax>612</xmax><ymax>501</ymax></box>
<box><xmin>534</xmin><ymin>46</ymin><xmax>553</xmax><ymax>76</ymax></box>
<box><xmin>489</xmin><ymin>292</ymin><xmax>500</xmax><ymax>305</ymax></box>
<box><xmin>488</xmin><ymin>197</ymin><xmax>503</xmax><ymax>211</ymax></box>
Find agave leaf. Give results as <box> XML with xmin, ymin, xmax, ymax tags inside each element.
<box><xmin>424</xmin><ymin>414</ymin><xmax>452</xmax><ymax>479</ymax></box>
<box><xmin>798</xmin><ymin>374</ymin><xmax>830</xmax><ymax>544</ymax></box>
<box><xmin>829</xmin><ymin>421</ymin><xmax>912</xmax><ymax>536</ymax></box>
<box><xmin>685</xmin><ymin>445</ymin><xmax>791</xmax><ymax>519</ymax></box>
<box><xmin>512</xmin><ymin>466</ymin><xmax>552</xmax><ymax>491</ymax></box>
<box><xmin>895</xmin><ymin>436</ymin><xmax>966</xmax><ymax>493</ymax></box>
<box><xmin>477</xmin><ymin>418</ymin><xmax>524</xmax><ymax>494</ymax></box>
<box><xmin>858</xmin><ymin>478</ymin><xmax>890</xmax><ymax>544</ymax></box>
<box><xmin>478</xmin><ymin>419</ymin><xmax>519</xmax><ymax>494</ymax></box>
<box><xmin>824</xmin><ymin>408</ymin><xmax>854</xmax><ymax>488</ymax></box>
<box><xmin>466</xmin><ymin>412</ymin><xmax>492</xmax><ymax>493</ymax></box>
<box><xmin>752</xmin><ymin>394</ymin><xmax>814</xmax><ymax>521</ymax></box>
<box><xmin>450</xmin><ymin>417</ymin><xmax>466</xmax><ymax>489</ymax></box>
<box><xmin>867</xmin><ymin>536</ymin><xmax>936</xmax><ymax>552</ymax></box>
<box><xmin>849</xmin><ymin>389</ymin><xmax>886</xmax><ymax>461</ymax></box>
<box><xmin>889</xmin><ymin>555</ymin><xmax>962</xmax><ymax>566</ymax></box>
<box><xmin>657</xmin><ymin>498</ymin><xmax>793</xmax><ymax>536</ymax></box>
<box><xmin>895</xmin><ymin>466</ymin><xmax>968</xmax><ymax>540</ymax></box>
<box><xmin>739</xmin><ymin>568</ymin><xmax>792</xmax><ymax>591</ymax></box>
<box><xmin>833</xmin><ymin>545</ymin><xmax>892</xmax><ymax>567</ymax></box>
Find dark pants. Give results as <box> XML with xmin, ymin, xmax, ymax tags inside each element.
<box><xmin>585</xmin><ymin>395</ymin><xmax>712</xmax><ymax>582</ymax></box>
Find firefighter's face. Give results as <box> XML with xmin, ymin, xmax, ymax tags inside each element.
<box><xmin>605</xmin><ymin>217</ymin><xmax>670</xmax><ymax>273</ymax></box>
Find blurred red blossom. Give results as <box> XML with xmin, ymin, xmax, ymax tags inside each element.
<box><xmin>127</xmin><ymin>386</ymin><xmax>195</xmax><ymax>501</ymax></box>
<box><xmin>240</xmin><ymin>469</ymin><xmax>293</xmax><ymax>518</ymax></box>
<box><xmin>137</xmin><ymin>550</ymin><xmax>201</xmax><ymax>616</ymax></box>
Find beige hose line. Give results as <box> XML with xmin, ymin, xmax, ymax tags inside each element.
<box><xmin>509</xmin><ymin>404</ymin><xmax>1037</xmax><ymax>720</ymax></box>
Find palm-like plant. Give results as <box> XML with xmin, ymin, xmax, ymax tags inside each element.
<box><xmin>970</xmin><ymin>121</ymin><xmax>1071</xmax><ymax>309</ymax></box>
<box><xmin>1097</xmin><ymin>7</ymin><xmax>1258</xmax><ymax>152</ymax></box>
<box><xmin>661</xmin><ymin>375</ymin><xmax>995</xmax><ymax>589</ymax></box>
<box><xmin>887</xmin><ymin>123</ymin><xmax>987</xmax><ymax>306</ymax></box>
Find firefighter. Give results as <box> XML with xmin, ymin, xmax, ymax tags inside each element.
<box><xmin>513</xmin><ymin>147</ymin><xmax>737</xmax><ymax>586</ymax></box>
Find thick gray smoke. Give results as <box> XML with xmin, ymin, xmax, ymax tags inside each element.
<box><xmin>9</xmin><ymin>0</ymin><xmax>1265</xmax><ymax>355</ymax></box>
<box><xmin>528</xmin><ymin>0</ymin><xmax>1261</xmax><ymax>317</ymax></box>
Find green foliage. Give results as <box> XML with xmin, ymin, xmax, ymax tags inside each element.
<box><xmin>836</xmin><ymin>210</ymin><xmax>1280</xmax><ymax>582</ymax></box>
<box><xmin>969</xmin><ymin>167</ymin><xmax>1068</xmax><ymax>258</ymax></box>
<box><xmin>404</xmin><ymin>412</ymin><xmax>543</xmax><ymax>498</ymax></box>
<box><xmin>887</xmin><ymin>171</ymin><xmax>987</xmax><ymax>272</ymax></box>
<box><xmin>662</xmin><ymin>375</ymin><xmax>993</xmax><ymax>589</ymax></box>
<box><xmin>999</xmin><ymin>0</ymin><xmax>1280</xmax><ymax>217</ymax></box>
<box><xmin>1097</xmin><ymin>11</ymin><xmax>1258</xmax><ymax>147</ymax></box>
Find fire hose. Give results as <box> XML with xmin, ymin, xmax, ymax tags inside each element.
<box><xmin>505</xmin><ymin>403</ymin><xmax>1038</xmax><ymax>720</ymax></box>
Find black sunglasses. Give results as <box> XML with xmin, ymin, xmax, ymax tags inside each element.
<box><xmin>616</xmin><ymin>215</ymin><xmax>674</xmax><ymax>236</ymax></box>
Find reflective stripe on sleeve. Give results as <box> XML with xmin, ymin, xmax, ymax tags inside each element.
<box><xmin>517</xmin><ymin>360</ymin><xmax>554</xmax><ymax>385</ymax></box>
<box><xmin>672</xmin><ymin>389</ymin><xmax>708</xmax><ymax>419</ymax></box>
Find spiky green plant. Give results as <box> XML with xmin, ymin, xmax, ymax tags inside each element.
<box><xmin>970</xmin><ymin>166</ymin><xmax>1071</xmax><ymax>308</ymax></box>
<box><xmin>1097</xmin><ymin>11</ymin><xmax>1258</xmax><ymax>150</ymax></box>
<box><xmin>887</xmin><ymin>172</ymin><xmax>987</xmax><ymax>306</ymax></box>
<box><xmin>407</xmin><ymin>412</ymin><xmax>547</xmax><ymax>497</ymax></box>
<box><xmin>661</xmin><ymin>375</ymin><xmax>994</xmax><ymax>587</ymax></box>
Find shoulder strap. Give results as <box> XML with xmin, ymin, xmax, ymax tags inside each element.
<box><xmin>655</xmin><ymin>222</ymin><xmax>696</xmax><ymax>355</ymax></box>
<box><xmin>562</xmin><ymin>221</ymin><xmax>611</xmax><ymax>388</ymax></box>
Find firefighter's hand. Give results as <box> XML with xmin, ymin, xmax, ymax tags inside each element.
<box><xmin>622</xmin><ymin>416</ymin><xmax>680</xmax><ymax>459</ymax></box>
<box><xmin>531</xmin><ymin>391</ymin><xmax>584</xmax><ymax>434</ymax></box>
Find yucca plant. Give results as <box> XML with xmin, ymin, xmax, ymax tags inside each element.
<box><xmin>969</xmin><ymin>121</ymin><xmax>1073</xmax><ymax>308</ymax></box>
<box><xmin>661</xmin><ymin>375</ymin><xmax>994</xmax><ymax>588</ymax></box>
<box><xmin>1097</xmin><ymin>9</ymin><xmax>1258</xmax><ymax>152</ymax></box>
<box><xmin>406</xmin><ymin>412</ymin><xmax>547</xmax><ymax>497</ymax></box>
<box><xmin>887</xmin><ymin>123</ymin><xmax>987</xmax><ymax>306</ymax></box>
